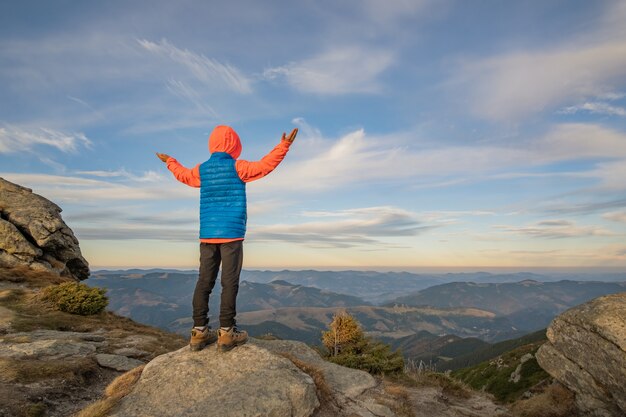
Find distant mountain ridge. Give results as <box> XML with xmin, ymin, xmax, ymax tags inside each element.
<box><xmin>94</xmin><ymin>268</ymin><xmax>626</xmax><ymax>305</ymax></box>
<box><xmin>89</xmin><ymin>271</ymin><xmax>369</xmax><ymax>335</ymax></box>
<box><xmin>387</xmin><ymin>280</ymin><xmax>626</xmax><ymax>331</ymax></box>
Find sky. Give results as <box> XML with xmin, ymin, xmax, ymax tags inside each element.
<box><xmin>1</xmin><ymin>0</ymin><xmax>626</xmax><ymax>271</ymax></box>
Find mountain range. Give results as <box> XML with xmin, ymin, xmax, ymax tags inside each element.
<box><xmin>89</xmin><ymin>269</ymin><xmax>626</xmax><ymax>360</ymax></box>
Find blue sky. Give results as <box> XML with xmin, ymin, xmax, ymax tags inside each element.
<box><xmin>1</xmin><ymin>0</ymin><xmax>625</xmax><ymax>270</ymax></box>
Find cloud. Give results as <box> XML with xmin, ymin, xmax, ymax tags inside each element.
<box><xmin>250</xmin><ymin>206</ymin><xmax>437</xmax><ymax>248</ymax></box>
<box><xmin>75</xmin><ymin>226</ymin><xmax>197</xmax><ymax>241</ymax></box>
<box><xmin>250</xmin><ymin>121</ymin><xmax>626</xmax><ymax>195</ymax></box>
<box><xmin>138</xmin><ymin>39</ymin><xmax>252</xmax><ymax>94</ymax></box>
<box><xmin>603</xmin><ymin>211</ymin><xmax>626</xmax><ymax>223</ymax></box>
<box><xmin>544</xmin><ymin>198</ymin><xmax>626</xmax><ymax>216</ymax></box>
<box><xmin>263</xmin><ymin>46</ymin><xmax>394</xmax><ymax>94</ymax></box>
<box><xmin>0</xmin><ymin>172</ymin><xmax>196</xmax><ymax>203</ymax></box>
<box><xmin>0</xmin><ymin>124</ymin><xmax>92</xmax><ymax>154</ymax></box>
<box><xmin>452</xmin><ymin>3</ymin><xmax>626</xmax><ymax>121</ymax></box>
<box><xmin>457</xmin><ymin>43</ymin><xmax>626</xmax><ymax>121</ymax></box>
<box><xmin>559</xmin><ymin>101</ymin><xmax>626</xmax><ymax>117</ymax></box>
<box><xmin>67</xmin><ymin>207</ymin><xmax>200</xmax><ymax>241</ymax></box>
<box><xmin>495</xmin><ymin>220</ymin><xmax>616</xmax><ymax>239</ymax></box>
<box><xmin>166</xmin><ymin>79</ymin><xmax>218</xmax><ymax>117</ymax></box>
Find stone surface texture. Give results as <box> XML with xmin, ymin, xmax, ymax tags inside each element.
<box><xmin>536</xmin><ymin>292</ymin><xmax>626</xmax><ymax>417</ymax></box>
<box><xmin>96</xmin><ymin>353</ymin><xmax>145</xmax><ymax>371</ymax></box>
<box><xmin>110</xmin><ymin>340</ymin><xmax>321</xmax><ymax>417</ymax></box>
<box><xmin>110</xmin><ymin>338</ymin><xmax>404</xmax><ymax>417</ymax></box>
<box><xmin>0</xmin><ymin>177</ymin><xmax>89</xmax><ymax>280</ymax></box>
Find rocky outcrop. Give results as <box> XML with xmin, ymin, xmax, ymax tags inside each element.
<box><xmin>110</xmin><ymin>338</ymin><xmax>397</xmax><ymax>417</ymax></box>
<box><xmin>536</xmin><ymin>292</ymin><xmax>626</xmax><ymax>417</ymax></box>
<box><xmin>0</xmin><ymin>177</ymin><xmax>89</xmax><ymax>280</ymax></box>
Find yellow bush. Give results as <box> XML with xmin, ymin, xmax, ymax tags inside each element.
<box><xmin>322</xmin><ymin>312</ymin><xmax>364</xmax><ymax>356</ymax></box>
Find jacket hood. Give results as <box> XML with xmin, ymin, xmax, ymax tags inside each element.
<box><xmin>208</xmin><ymin>125</ymin><xmax>242</xmax><ymax>159</ymax></box>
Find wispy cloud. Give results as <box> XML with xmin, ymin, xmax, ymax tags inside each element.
<box><xmin>138</xmin><ymin>38</ymin><xmax>252</xmax><ymax>94</ymax></box>
<box><xmin>452</xmin><ymin>3</ymin><xmax>626</xmax><ymax>121</ymax></box>
<box><xmin>0</xmin><ymin>172</ymin><xmax>196</xmax><ymax>203</ymax></box>
<box><xmin>603</xmin><ymin>211</ymin><xmax>626</xmax><ymax>223</ymax></box>
<box><xmin>263</xmin><ymin>46</ymin><xmax>394</xmax><ymax>94</ymax></box>
<box><xmin>0</xmin><ymin>124</ymin><xmax>92</xmax><ymax>154</ymax></box>
<box><xmin>75</xmin><ymin>169</ymin><xmax>165</xmax><ymax>183</ymax></box>
<box><xmin>66</xmin><ymin>207</ymin><xmax>199</xmax><ymax>241</ymax></box>
<box><xmin>559</xmin><ymin>101</ymin><xmax>626</xmax><ymax>117</ymax></box>
<box><xmin>251</xmin><ymin>206</ymin><xmax>437</xmax><ymax>248</ymax></box>
<box><xmin>166</xmin><ymin>79</ymin><xmax>218</xmax><ymax>117</ymax></box>
<box><xmin>495</xmin><ymin>219</ymin><xmax>616</xmax><ymax>239</ymax></box>
<box><xmin>456</xmin><ymin>43</ymin><xmax>626</xmax><ymax>121</ymax></box>
<box><xmin>544</xmin><ymin>198</ymin><xmax>626</xmax><ymax>216</ymax></box>
<box><xmin>251</xmin><ymin>121</ymin><xmax>626</xmax><ymax>194</ymax></box>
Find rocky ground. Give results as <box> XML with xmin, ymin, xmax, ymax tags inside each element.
<box><xmin>0</xmin><ymin>273</ymin><xmax>186</xmax><ymax>417</ymax></box>
<box><xmin>103</xmin><ymin>336</ymin><xmax>511</xmax><ymax>417</ymax></box>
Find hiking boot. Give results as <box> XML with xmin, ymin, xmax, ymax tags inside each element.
<box><xmin>217</xmin><ymin>326</ymin><xmax>248</xmax><ymax>352</ymax></box>
<box><xmin>189</xmin><ymin>326</ymin><xmax>217</xmax><ymax>351</ymax></box>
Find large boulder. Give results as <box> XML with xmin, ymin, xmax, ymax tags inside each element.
<box><xmin>110</xmin><ymin>338</ymin><xmax>394</xmax><ymax>417</ymax></box>
<box><xmin>0</xmin><ymin>177</ymin><xmax>89</xmax><ymax>280</ymax></box>
<box><xmin>536</xmin><ymin>292</ymin><xmax>626</xmax><ymax>417</ymax></box>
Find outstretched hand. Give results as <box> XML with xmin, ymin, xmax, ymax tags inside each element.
<box><xmin>156</xmin><ymin>152</ymin><xmax>171</xmax><ymax>163</ymax></box>
<box><xmin>282</xmin><ymin>128</ymin><xmax>298</xmax><ymax>144</ymax></box>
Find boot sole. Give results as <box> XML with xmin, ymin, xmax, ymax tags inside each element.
<box><xmin>217</xmin><ymin>339</ymin><xmax>248</xmax><ymax>352</ymax></box>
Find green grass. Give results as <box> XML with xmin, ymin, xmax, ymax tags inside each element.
<box><xmin>452</xmin><ymin>342</ymin><xmax>550</xmax><ymax>403</ymax></box>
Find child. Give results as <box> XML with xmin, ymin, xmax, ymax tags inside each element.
<box><xmin>156</xmin><ymin>125</ymin><xmax>297</xmax><ymax>351</ymax></box>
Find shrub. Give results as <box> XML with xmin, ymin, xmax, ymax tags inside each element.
<box><xmin>42</xmin><ymin>282</ymin><xmax>108</xmax><ymax>315</ymax></box>
<box><xmin>329</xmin><ymin>338</ymin><xmax>405</xmax><ymax>375</ymax></box>
<box><xmin>322</xmin><ymin>312</ymin><xmax>404</xmax><ymax>375</ymax></box>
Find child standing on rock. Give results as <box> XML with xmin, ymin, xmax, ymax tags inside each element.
<box><xmin>156</xmin><ymin>125</ymin><xmax>297</xmax><ymax>351</ymax></box>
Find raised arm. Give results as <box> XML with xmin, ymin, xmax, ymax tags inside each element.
<box><xmin>235</xmin><ymin>128</ymin><xmax>297</xmax><ymax>183</ymax></box>
<box><xmin>156</xmin><ymin>152</ymin><xmax>201</xmax><ymax>188</ymax></box>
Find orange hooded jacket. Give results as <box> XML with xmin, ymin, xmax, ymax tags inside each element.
<box><xmin>166</xmin><ymin>125</ymin><xmax>291</xmax><ymax>244</ymax></box>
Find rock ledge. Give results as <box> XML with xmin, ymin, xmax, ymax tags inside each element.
<box><xmin>536</xmin><ymin>292</ymin><xmax>626</xmax><ymax>417</ymax></box>
<box><xmin>0</xmin><ymin>177</ymin><xmax>89</xmax><ymax>280</ymax></box>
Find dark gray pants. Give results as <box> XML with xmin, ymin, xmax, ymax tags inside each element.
<box><xmin>192</xmin><ymin>240</ymin><xmax>243</xmax><ymax>328</ymax></box>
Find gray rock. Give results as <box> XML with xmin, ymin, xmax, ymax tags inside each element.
<box><xmin>0</xmin><ymin>338</ymin><xmax>96</xmax><ymax>359</ymax></box>
<box><xmin>113</xmin><ymin>347</ymin><xmax>150</xmax><ymax>358</ymax></box>
<box><xmin>508</xmin><ymin>353</ymin><xmax>533</xmax><ymax>384</ymax></box>
<box><xmin>0</xmin><ymin>177</ymin><xmax>89</xmax><ymax>280</ymax></box>
<box><xmin>0</xmin><ymin>218</ymin><xmax>42</xmax><ymax>259</ymax></box>
<box><xmin>253</xmin><ymin>339</ymin><xmax>394</xmax><ymax>417</ymax></box>
<box><xmin>110</xmin><ymin>340</ymin><xmax>319</xmax><ymax>417</ymax></box>
<box><xmin>253</xmin><ymin>338</ymin><xmax>377</xmax><ymax>399</ymax></box>
<box><xmin>536</xmin><ymin>292</ymin><xmax>626</xmax><ymax>417</ymax></box>
<box><xmin>95</xmin><ymin>353</ymin><xmax>145</xmax><ymax>371</ymax></box>
<box><xmin>5</xmin><ymin>329</ymin><xmax>106</xmax><ymax>342</ymax></box>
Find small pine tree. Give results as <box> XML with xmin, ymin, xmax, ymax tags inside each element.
<box><xmin>321</xmin><ymin>312</ymin><xmax>364</xmax><ymax>356</ymax></box>
<box><xmin>321</xmin><ymin>312</ymin><xmax>404</xmax><ymax>375</ymax></box>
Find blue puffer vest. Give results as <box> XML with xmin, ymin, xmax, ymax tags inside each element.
<box><xmin>199</xmin><ymin>152</ymin><xmax>247</xmax><ymax>239</ymax></box>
